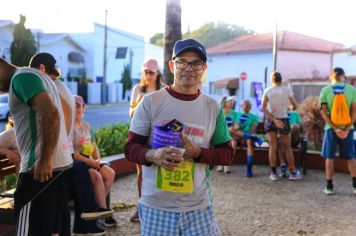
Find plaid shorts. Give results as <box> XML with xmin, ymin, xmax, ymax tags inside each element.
<box><xmin>138</xmin><ymin>203</ymin><xmax>221</xmax><ymax>236</ymax></box>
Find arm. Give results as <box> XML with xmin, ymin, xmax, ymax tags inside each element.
<box><xmin>289</xmin><ymin>96</ymin><xmax>298</xmax><ymax>110</ymax></box>
<box><xmin>92</xmin><ymin>142</ymin><xmax>101</xmax><ymax>161</ymax></box>
<box><xmin>262</xmin><ymin>95</ymin><xmax>284</xmax><ymax>129</ymax></box>
<box><xmin>0</xmin><ymin>147</ymin><xmax>20</xmax><ymax>164</ymax></box>
<box><xmin>73</xmin><ymin>151</ymin><xmax>100</xmax><ymax>169</ymax></box>
<box><xmin>29</xmin><ymin>92</ymin><xmax>60</xmax><ymax>182</ymax></box>
<box><xmin>124</xmin><ymin>131</ymin><xmax>184</xmax><ymax>171</ymax></box>
<box><xmin>59</xmin><ymin>94</ymin><xmax>72</xmax><ymax>135</ymax></box>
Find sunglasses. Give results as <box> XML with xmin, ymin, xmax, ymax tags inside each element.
<box><xmin>145</xmin><ymin>70</ymin><xmax>156</xmax><ymax>75</ymax></box>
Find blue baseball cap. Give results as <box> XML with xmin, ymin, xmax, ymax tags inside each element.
<box><xmin>172</xmin><ymin>39</ymin><xmax>207</xmax><ymax>63</ymax></box>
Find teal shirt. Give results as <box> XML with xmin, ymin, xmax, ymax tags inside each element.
<box><xmin>288</xmin><ymin>111</ymin><xmax>301</xmax><ymax>126</ymax></box>
<box><xmin>236</xmin><ymin>112</ymin><xmax>259</xmax><ymax>133</ymax></box>
<box><xmin>211</xmin><ymin>109</ymin><xmax>232</xmax><ymax>145</ymax></box>
<box><xmin>319</xmin><ymin>82</ymin><xmax>356</xmax><ymax>130</ymax></box>
<box><xmin>224</xmin><ymin>110</ymin><xmax>238</xmax><ymax>127</ymax></box>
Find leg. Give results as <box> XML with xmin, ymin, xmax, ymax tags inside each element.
<box><xmin>138</xmin><ymin>203</ymin><xmax>180</xmax><ymax>236</ymax></box>
<box><xmin>267</xmin><ymin>132</ymin><xmax>278</xmax><ymax>168</ymax></box>
<box><xmin>279</xmin><ymin>134</ymin><xmax>296</xmax><ymax>171</ymax></box>
<box><xmin>136</xmin><ymin>164</ymin><xmax>142</xmax><ymax>199</ymax></box>
<box><xmin>245</xmin><ymin>139</ymin><xmax>254</xmax><ymax>177</ymax></box>
<box><xmin>277</xmin><ymin>138</ymin><xmax>287</xmax><ymax>177</ymax></box>
<box><xmin>181</xmin><ymin>206</ymin><xmax>221</xmax><ymax>236</ymax></box>
<box><xmin>89</xmin><ymin>168</ymin><xmax>107</xmax><ymax>209</ymax></box>
<box><xmin>325</xmin><ymin>159</ymin><xmax>334</xmax><ymax>181</ymax></box>
<box><xmin>70</xmin><ymin>161</ymin><xmax>106</xmax><ymax>234</ymax></box>
<box><xmin>347</xmin><ymin>159</ymin><xmax>356</xmax><ymax>177</ymax></box>
<box><xmin>99</xmin><ymin>165</ymin><xmax>115</xmax><ymax>196</ymax></box>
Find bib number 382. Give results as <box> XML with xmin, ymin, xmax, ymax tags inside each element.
<box><xmin>156</xmin><ymin>162</ymin><xmax>194</xmax><ymax>193</ymax></box>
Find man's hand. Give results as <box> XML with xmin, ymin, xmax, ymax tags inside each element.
<box><xmin>335</xmin><ymin>128</ymin><xmax>349</xmax><ymax>139</ymax></box>
<box><xmin>33</xmin><ymin>159</ymin><xmax>53</xmax><ymax>182</ymax></box>
<box><xmin>145</xmin><ymin>146</ymin><xmax>184</xmax><ymax>171</ymax></box>
<box><xmin>181</xmin><ymin>135</ymin><xmax>201</xmax><ymax>160</ymax></box>
<box><xmin>2</xmin><ymin>149</ymin><xmax>20</xmax><ymax>164</ymax></box>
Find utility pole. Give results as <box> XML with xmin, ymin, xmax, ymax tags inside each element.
<box><xmin>102</xmin><ymin>10</ymin><xmax>108</xmax><ymax>104</ymax></box>
<box><xmin>272</xmin><ymin>22</ymin><xmax>278</xmax><ymax>71</ymax></box>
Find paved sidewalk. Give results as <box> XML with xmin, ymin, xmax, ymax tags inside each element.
<box><xmin>106</xmin><ymin>165</ymin><xmax>356</xmax><ymax>236</ymax></box>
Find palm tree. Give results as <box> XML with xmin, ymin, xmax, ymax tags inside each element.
<box><xmin>164</xmin><ymin>0</ymin><xmax>182</xmax><ymax>85</ymax></box>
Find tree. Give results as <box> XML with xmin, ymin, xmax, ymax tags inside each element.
<box><xmin>150</xmin><ymin>33</ymin><xmax>164</xmax><ymax>47</ymax></box>
<box><xmin>164</xmin><ymin>0</ymin><xmax>182</xmax><ymax>85</ymax></box>
<box><xmin>120</xmin><ymin>64</ymin><xmax>132</xmax><ymax>100</ymax></box>
<box><xmin>151</xmin><ymin>21</ymin><xmax>255</xmax><ymax>49</ymax></box>
<box><xmin>10</xmin><ymin>15</ymin><xmax>36</xmax><ymax>66</ymax></box>
<box><xmin>186</xmin><ymin>22</ymin><xmax>254</xmax><ymax>48</ymax></box>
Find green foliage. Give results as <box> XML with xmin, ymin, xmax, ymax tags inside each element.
<box><xmin>120</xmin><ymin>64</ymin><xmax>132</xmax><ymax>99</ymax></box>
<box><xmin>95</xmin><ymin>123</ymin><xmax>130</xmax><ymax>157</ymax></box>
<box><xmin>150</xmin><ymin>33</ymin><xmax>164</xmax><ymax>47</ymax></box>
<box><xmin>151</xmin><ymin>21</ymin><xmax>255</xmax><ymax>49</ymax></box>
<box><xmin>185</xmin><ymin>22</ymin><xmax>255</xmax><ymax>48</ymax></box>
<box><xmin>0</xmin><ymin>174</ymin><xmax>17</xmax><ymax>192</ymax></box>
<box><xmin>10</xmin><ymin>15</ymin><xmax>36</xmax><ymax>66</ymax></box>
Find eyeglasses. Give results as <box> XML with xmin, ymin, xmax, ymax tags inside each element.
<box><xmin>174</xmin><ymin>60</ymin><xmax>205</xmax><ymax>71</ymax></box>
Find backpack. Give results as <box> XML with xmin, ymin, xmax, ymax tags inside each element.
<box><xmin>330</xmin><ymin>84</ymin><xmax>351</xmax><ymax>126</ymax></box>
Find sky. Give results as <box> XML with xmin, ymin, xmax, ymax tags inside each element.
<box><xmin>1</xmin><ymin>0</ymin><xmax>356</xmax><ymax>46</ymax></box>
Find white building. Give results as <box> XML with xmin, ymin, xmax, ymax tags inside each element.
<box><xmin>205</xmin><ymin>31</ymin><xmax>343</xmax><ymax>115</ymax></box>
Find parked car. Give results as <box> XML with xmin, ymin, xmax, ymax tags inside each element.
<box><xmin>0</xmin><ymin>93</ymin><xmax>10</xmax><ymax>120</ymax></box>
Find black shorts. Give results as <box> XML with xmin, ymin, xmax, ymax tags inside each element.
<box><xmin>264</xmin><ymin>117</ymin><xmax>291</xmax><ymax>135</ymax></box>
<box><xmin>15</xmin><ymin>169</ymin><xmax>70</xmax><ymax>236</ymax></box>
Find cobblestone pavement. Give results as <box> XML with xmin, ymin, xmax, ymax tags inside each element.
<box><xmin>105</xmin><ymin>165</ymin><xmax>356</xmax><ymax>236</ymax></box>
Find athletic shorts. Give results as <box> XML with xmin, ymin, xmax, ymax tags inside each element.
<box><xmin>138</xmin><ymin>203</ymin><xmax>221</xmax><ymax>236</ymax></box>
<box><xmin>264</xmin><ymin>118</ymin><xmax>291</xmax><ymax>135</ymax></box>
<box><xmin>15</xmin><ymin>169</ymin><xmax>70</xmax><ymax>236</ymax></box>
<box><xmin>321</xmin><ymin>129</ymin><xmax>355</xmax><ymax>160</ymax></box>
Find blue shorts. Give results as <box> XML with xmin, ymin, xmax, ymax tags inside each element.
<box><xmin>138</xmin><ymin>203</ymin><xmax>221</xmax><ymax>236</ymax></box>
<box><xmin>321</xmin><ymin>129</ymin><xmax>355</xmax><ymax>160</ymax></box>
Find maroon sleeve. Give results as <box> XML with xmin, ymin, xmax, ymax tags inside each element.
<box><xmin>124</xmin><ymin>131</ymin><xmax>151</xmax><ymax>166</ymax></box>
<box><xmin>195</xmin><ymin>141</ymin><xmax>234</xmax><ymax>165</ymax></box>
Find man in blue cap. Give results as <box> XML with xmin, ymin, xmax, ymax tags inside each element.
<box><xmin>125</xmin><ymin>39</ymin><xmax>233</xmax><ymax>235</ymax></box>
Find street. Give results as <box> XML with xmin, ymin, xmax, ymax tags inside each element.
<box><xmin>0</xmin><ymin>102</ymin><xmax>131</xmax><ymax>132</ymax></box>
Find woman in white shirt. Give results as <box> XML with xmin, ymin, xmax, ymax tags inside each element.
<box><xmin>262</xmin><ymin>71</ymin><xmax>301</xmax><ymax>181</ymax></box>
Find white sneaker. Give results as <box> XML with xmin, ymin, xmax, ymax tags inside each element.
<box><xmin>269</xmin><ymin>173</ymin><xmax>278</xmax><ymax>181</ymax></box>
<box><xmin>216</xmin><ymin>166</ymin><xmax>223</xmax><ymax>172</ymax></box>
<box><xmin>224</xmin><ymin>166</ymin><xmax>230</xmax><ymax>173</ymax></box>
<box><xmin>353</xmin><ymin>188</ymin><xmax>356</xmax><ymax>195</ymax></box>
<box><xmin>289</xmin><ymin>172</ymin><xmax>303</xmax><ymax>181</ymax></box>
<box><xmin>323</xmin><ymin>187</ymin><xmax>335</xmax><ymax>195</ymax></box>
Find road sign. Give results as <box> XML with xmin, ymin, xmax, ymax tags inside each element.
<box><xmin>240</xmin><ymin>72</ymin><xmax>247</xmax><ymax>81</ymax></box>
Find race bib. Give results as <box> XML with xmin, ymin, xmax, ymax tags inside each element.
<box><xmin>81</xmin><ymin>142</ymin><xmax>94</xmax><ymax>156</ymax></box>
<box><xmin>156</xmin><ymin>161</ymin><xmax>194</xmax><ymax>193</ymax></box>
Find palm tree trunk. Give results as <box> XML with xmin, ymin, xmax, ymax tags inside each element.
<box><xmin>164</xmin><ymin>0</ymin><xmax>182</xmax><ymax>85</ymax></box>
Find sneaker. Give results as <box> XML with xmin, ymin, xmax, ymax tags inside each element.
<box><xmin>216</xmin><ymin>166</ymin><xmax>223</xmax><ymax>172</ymax></box>
<box><xmin>353</xmin><ymin>188</ymin><xmax>356</xmax><ymax>195</ymax></box>
<box><xmin>73</xmin><ymin>227</ymin><xmax>106</xmax><ymax>236</ymax></box>
<box><xmin>81</xmin><ymin>208</ymin><xmax>113</xmax><ymax>221</ymax></box>
<box><xmin>288</xmin><ymin>171</ymin><xmax>303</xmax><ymax>181</ymax></box>
<box><xmin>224</xmin><ymin>166</ymin><xmax>230</xmax><ymax>174</ymax></box>
<box><xmin>254</xmin><ymin>136</ymin><xmax>263</xmax><ymax>146</ymax></box>
<box><xmin>98</xmin><ymin>216</ymin><xmax>117</xmax><ymax>227</ymax></box>
<box><xmin>130</xmin><ymin>209</ymin><xmax>140</xmax><ymax>222</ymax></box>
<box><xmin>280</xmin><ymin>164</ymin><xmax>287</xmax><ymax>178</ymax></box>
<box><xmin>323</xmin><ymin>186</ymin><xmax>335</xmax><ymax>195</ymax></box>
<box><xmin>245</xmin><ymin>168</ymin><xmax>253</xmax><ymax>177</ymax></box>
<box><xmin>269</xmin><ymin>173</ymin><xmax>278</xmax><ymax>181</ymax></box>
